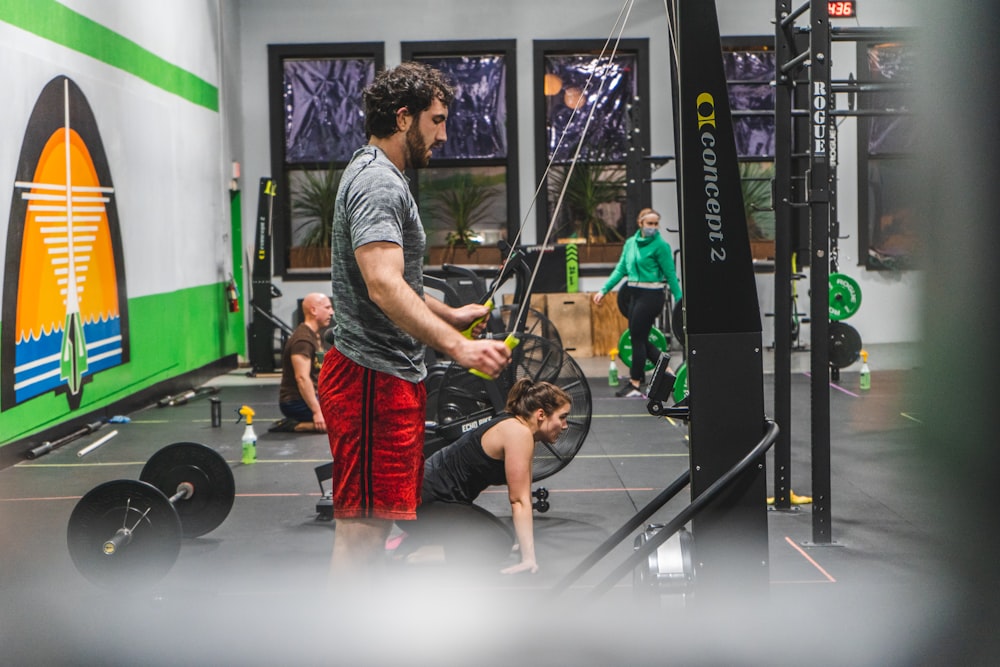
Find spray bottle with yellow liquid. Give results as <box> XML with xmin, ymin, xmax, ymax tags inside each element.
<box><xmin>238</xmin><ymin>405</ymin><xmax>257</xmax><ymax>464</ymax></box>
<box><xmin>859</xmin><ymin>350</ymin><xmax>871</xmax><ymax>391</ymax></box>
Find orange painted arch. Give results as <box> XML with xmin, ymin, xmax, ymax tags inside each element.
<box><xmin>16</xmin><ymin>128</ymin><xmax>120</xmax><ymax>343</ymax></box>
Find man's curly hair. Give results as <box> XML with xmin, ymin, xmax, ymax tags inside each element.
<box><xmin>363</xmin><ymin>62</ymin><xmax>455</xmax><ymax>139</ymax></box>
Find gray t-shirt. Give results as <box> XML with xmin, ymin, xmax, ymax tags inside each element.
<box><xmin>330</xmin><ymin>145</ymin><xmax>427</xmax><ymax>383</ymax></box>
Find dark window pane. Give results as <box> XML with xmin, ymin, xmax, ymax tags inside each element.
<box><xmin>284</xmin><ymin>58</ymin><xmax>375</xmax><ymax>163</ymax></box>
<box><xmin>866</xmin><ymin>43</ymin><xmax>915</xmax><ymax>155</ymax></box>
<box><xmin>544</xmin><ymin>53</ymin><xmax>637</xmax><ymax>163</ymax></box>
<box><xmin>866</xmin><ymin>158</ymin><xmax>917</xmax><ymax>269</ymax></box>
<box><xmin>724</xmin><ymin>50</ymin><xmax>775</xmax><ymax>83</ymax></box>
<box><xmin>417</xmin><ymin>55</ymin><xmax>508</xmax><ymax>160</ymax></box>
<box><xmin>724</xmin><ymin>50</ymin><xmax>775</xmax><ymax>158</ymax></box>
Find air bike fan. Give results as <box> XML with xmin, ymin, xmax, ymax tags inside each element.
<box><xmin>425</xmin><ymin>332</ymin><xmax>592</xmax><ymax>482</ymax></box>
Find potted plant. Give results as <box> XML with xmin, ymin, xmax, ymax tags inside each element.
<box><xmin>549</xmin><ymin>161</ymin><xmax>626</xmax><ymax>263</ymax></box>
<box><xmin>426</xmin><ymin>172</ymin><xmax>502</xmax><ymax>265</ymax></box>
<box><xmin>288</xmin><ymin>165</ymin><xmax>341</xmax><ymax>269</ymax></box>
<box><xmin>740</xmin><ymin>161</ymin><xmax>775</xmax><ymax>260</ymax></box>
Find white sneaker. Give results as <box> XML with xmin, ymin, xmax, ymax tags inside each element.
<box><xmin>615</xmin><ymin>383</ymin><xmax>644</xmax><ymax>398</ymax></box>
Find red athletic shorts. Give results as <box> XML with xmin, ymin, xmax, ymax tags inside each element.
<box><xmin>318</xmin><ymin>346</ymin><xmax>426</xmax><ymax>520</ymax></box>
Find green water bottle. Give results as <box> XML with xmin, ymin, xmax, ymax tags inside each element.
<box><xmin>608</xmin><ymin>349</ymin><xmax>620</xmax><ymax>387</ymax></box>
<box><xmin>859</xmin><ymin>350</ymin><xmax>871</xmax><ymax>391</ymax></box>
<box><xmin>239</xmin><ymin>405</ymin><xmax>257</xmax><ymax>464</ymax></box>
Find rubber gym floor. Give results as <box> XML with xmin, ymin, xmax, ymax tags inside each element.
<box><xmin>0</xmin><ymin>353</ymin><xmax>955</xmax><ymax>666</ymax></box>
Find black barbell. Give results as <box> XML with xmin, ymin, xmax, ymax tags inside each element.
<box><xmin>66</xmin><ymin>442</ymin><xmax>235</xmax><ymax>589</ymax></box>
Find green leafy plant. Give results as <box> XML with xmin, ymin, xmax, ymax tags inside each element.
<box><xmin>291</xmin><ymin>165</ymin><xmax>342</xmax><ymax>248</ymax></box>
<box><xmin>429</xmin><ymin>173</ymin><xmax>499</xmax><ymax>252</ymax></box>
<box><xmin>549</xmin><ymin>161</ymin><xmax>626</xmax><ymax>243</ymax></box>
<box><xmin>740</xmin><ymin>161</ymin><xmax>775</xmax><ymax>241</ymax></box>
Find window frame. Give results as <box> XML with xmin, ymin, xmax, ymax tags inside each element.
<box><xmin>401</xmin><ymin>39</ymin><xmax>520</xmax><ymax>262</ymax></box>
<box><xmin>721</xmin><ymin>35</ymin><xmax>779</xmax><ymax>262</ymax></box>
<box><xmin>267</xmin><ymin>42</ymin><xmax>385</xmax><ymax>279</ymax></box>
<box><xmin>533</xmin><ymin>39</ymin><xmax>651</xmax><ymax>263</ymax></box>
<box><xmin>855</xmin><ymin>37</ymin><xmax>916</xmax><ymax>271</ymax></box>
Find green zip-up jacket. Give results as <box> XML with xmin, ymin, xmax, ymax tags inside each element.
<box><xmin>599</xmin><ymin>230</ymin><xmax>682</xmax><ymax>300</ymax></box>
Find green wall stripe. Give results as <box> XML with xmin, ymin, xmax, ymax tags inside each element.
<box><xmin>0</xmin><ymin>0</ymin><xmax>219</xmax><ymax>111</ymax></box>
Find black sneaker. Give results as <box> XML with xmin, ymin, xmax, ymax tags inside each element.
<box><xmin>614</xmin><ymin>382</ymin><xmax>644</xmax><ymax>398</ymax></box>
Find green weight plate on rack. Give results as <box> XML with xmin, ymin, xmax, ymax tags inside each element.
<box><xmin>829</xmin><ymin>273</ymin><xmax>862</xmax><ymax>320</ymax></box>
<box><xmin>618</xmin><ymin>326</ymin><xmax>668</xmax><ymax>371</ymax></box>
<box><xmin>673</xmin><ymin>362</ymin><xmax>688</xmax><ymax>403</ymax></box>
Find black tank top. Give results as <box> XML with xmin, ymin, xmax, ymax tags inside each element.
<box><xmin>422</xmin><ymin>414</ymin><xmax>513</xmax><ymax>503</ymax></box>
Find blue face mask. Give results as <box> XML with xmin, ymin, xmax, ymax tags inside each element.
<box><xmin>640</xmin><ymin>227</ymin><xmax>658</xmax><ymax>238</ymax></box>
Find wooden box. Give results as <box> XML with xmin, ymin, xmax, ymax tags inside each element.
<box><xmin>545</xmin><ymin>293</ymin><xmax>593</xmax><ymax>357</ymax></box>
<box><xmin>591</xmin><ymin>291</ymin><xmax>629</xmax><ymax>358</ymax></box>
<box><xmin>501</xmin><ymin>291</ymin><xmax>547</xmax><ymax>314</ymax></box>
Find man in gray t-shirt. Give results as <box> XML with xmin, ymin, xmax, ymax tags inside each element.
<box><xmin>330</xmin><ymin>144</ymin><xmax>428</xmax><ymax>383</ymax></box>
<box><xmin>319</xmin><ymin>62</ymin><xmax>512</xmax><ymax>575</ymax></box>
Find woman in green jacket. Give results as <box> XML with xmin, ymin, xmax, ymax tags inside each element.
<box><xmin>593</xmin><ymin>208</ymin><xmax>682</xmax><ymax>397</ymax></box>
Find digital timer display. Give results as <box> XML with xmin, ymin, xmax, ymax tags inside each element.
<box><xmin>828</xmin><ymin>1</ymin><xmax>857</xmax><ymax>18</ymax></box>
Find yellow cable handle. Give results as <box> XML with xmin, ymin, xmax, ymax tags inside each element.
<box><xmin>239</xmin><ymin>405</ymin><xmax>255</xmax><ymax>425</ymax></box>
<box><xmin>460</xmin><ymin>298</ymin><xmax>494</xmax><ymax>339</ymax></box>
<box><xmin>469</xmin><ymin>334</ymin><xmax>520</xmax><ymax>379</ymax></box>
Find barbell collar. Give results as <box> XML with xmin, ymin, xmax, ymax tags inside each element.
<box><xmin>168</xmin><ymin>482</ymin><xmax>195</xmax><ymax>504</ymax></box>
<box><xmin>103</xmin><ymin>528</ymin><xmax>132</xmax><ymax>555</ymax></box>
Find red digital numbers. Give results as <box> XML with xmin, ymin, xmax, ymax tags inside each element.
<box><xmin>828</xmin><ymin>1</ymin><xmax>856</xmax><ymax>18</ymax></box>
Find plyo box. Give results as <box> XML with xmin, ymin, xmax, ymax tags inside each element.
<box><xmin>501</xmin><ymin>292</ymin><xmax>547</xmax><ymax>314</ymax></box>
<box><xmin>545</xmin><ymin>293</ymin><xmax>593</xmax><ymax>358</ymax></box>
<box><xmin>590</xmin><ymin>291</ymin><xmax>629</xmax><ymax>358</ymax></box>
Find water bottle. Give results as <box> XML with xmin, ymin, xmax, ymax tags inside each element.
<box><xmin>859</xmin><ymin>350</ymin><xmax>871</xmax><ymax>391</ymax></box>
<box><xmin>239</xmin><ymin>405</ymin><xmax>257</xmax><ymax>464</ymax></box>
<box><xmin>608</xmin><ymin>349</ymin><xmax>619</xmax><ymax>387</ymax></box>
<box><xmin>210</xmin><ymin>397</ymin><xmax>222</xmax><ymax>427</ymax></box>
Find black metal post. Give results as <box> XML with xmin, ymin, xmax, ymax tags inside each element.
<box><xmin>808</xmin><ymin>0</ymin><xmax>833</xmax><ymax>544</ymax></box>
<box><xmin>249</xmin><ymin>178</ymin><xmax>277</xmax><ymax>374</ymax></box>
<box><xmin>625</xmin><ymin>95</ymin><xmax>644</xmax><ymax>233</ymax></box>
<box><xmin>674</xmin><ymin>0</ymin><xmax>770</xmax><ymax>599</ymax></box>
<box><xmin>772</xmin><ymin>0</ymin><xmax>795</xmax><ymax>511</ymax></box>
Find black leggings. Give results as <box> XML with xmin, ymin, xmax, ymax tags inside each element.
<box><xmin>628</xmin><ymin>287</ymin><xmax>666</xmax><ymax>383</ymax></box>
<box><xmin>397</xmin><ymin>500</ymin><xmax>514</xmax><ymax>566</ymax></box>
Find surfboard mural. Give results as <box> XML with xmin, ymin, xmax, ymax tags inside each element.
<box><xmin>2</xmin><ymin>76</ymin><xmax>129</xmax><ymax>411</ymax></box>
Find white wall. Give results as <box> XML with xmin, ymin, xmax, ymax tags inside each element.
<box><xmin>0</xmin><ymin>0</ymin><xmax>233</xmax><ymax>298</ymax></box>
<box><xmin>235</xmin><ymin>0</ymin><xmax>923</xmax><ymax>346</ymax></box>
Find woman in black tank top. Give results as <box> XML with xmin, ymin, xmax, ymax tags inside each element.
<box><xmin>407</xmin><ymin>379</ymin><xmax>572</xmax><ymax>574</ymax></box>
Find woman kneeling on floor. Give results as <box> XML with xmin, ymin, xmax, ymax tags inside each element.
<box><xmin>396</xmin><ymin>378</ymin><xmax>571</xmax><ymax>574</ymax></box>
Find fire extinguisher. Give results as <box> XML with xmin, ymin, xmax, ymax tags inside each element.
<box><xmin>226</xmin><ymin>274</ymin><xmax>240</xmax><ymax>313</ymax></box>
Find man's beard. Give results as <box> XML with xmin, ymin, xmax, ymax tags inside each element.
<box><xmin>405</xmin><ymin>122</ymin><xmax>430</xmax><ymax>169</ymax></box>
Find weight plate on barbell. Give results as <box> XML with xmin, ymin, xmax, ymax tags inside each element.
<box><xmin>829</xmin><ymin>321</ymin><xmax>863</xmax><ymax>369</ymax></box>
<box><xmin>829</xmin><ymin>273</ymin><xmax>862</xmax><ymax>320</ymax></box>
<box><xmin>140</xmin><ymin>442</ymin><xmax>235</xmax><ymax>538</ymax></box>
<box><xmin>67</xmin><ymin>479</ymin><xmax>182</xmax><ymax>589</ymax></box>
<box><xmin>618</xmin><ymin>326</ymin><xmax>669</xmax><ymax>371</ymax></box>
